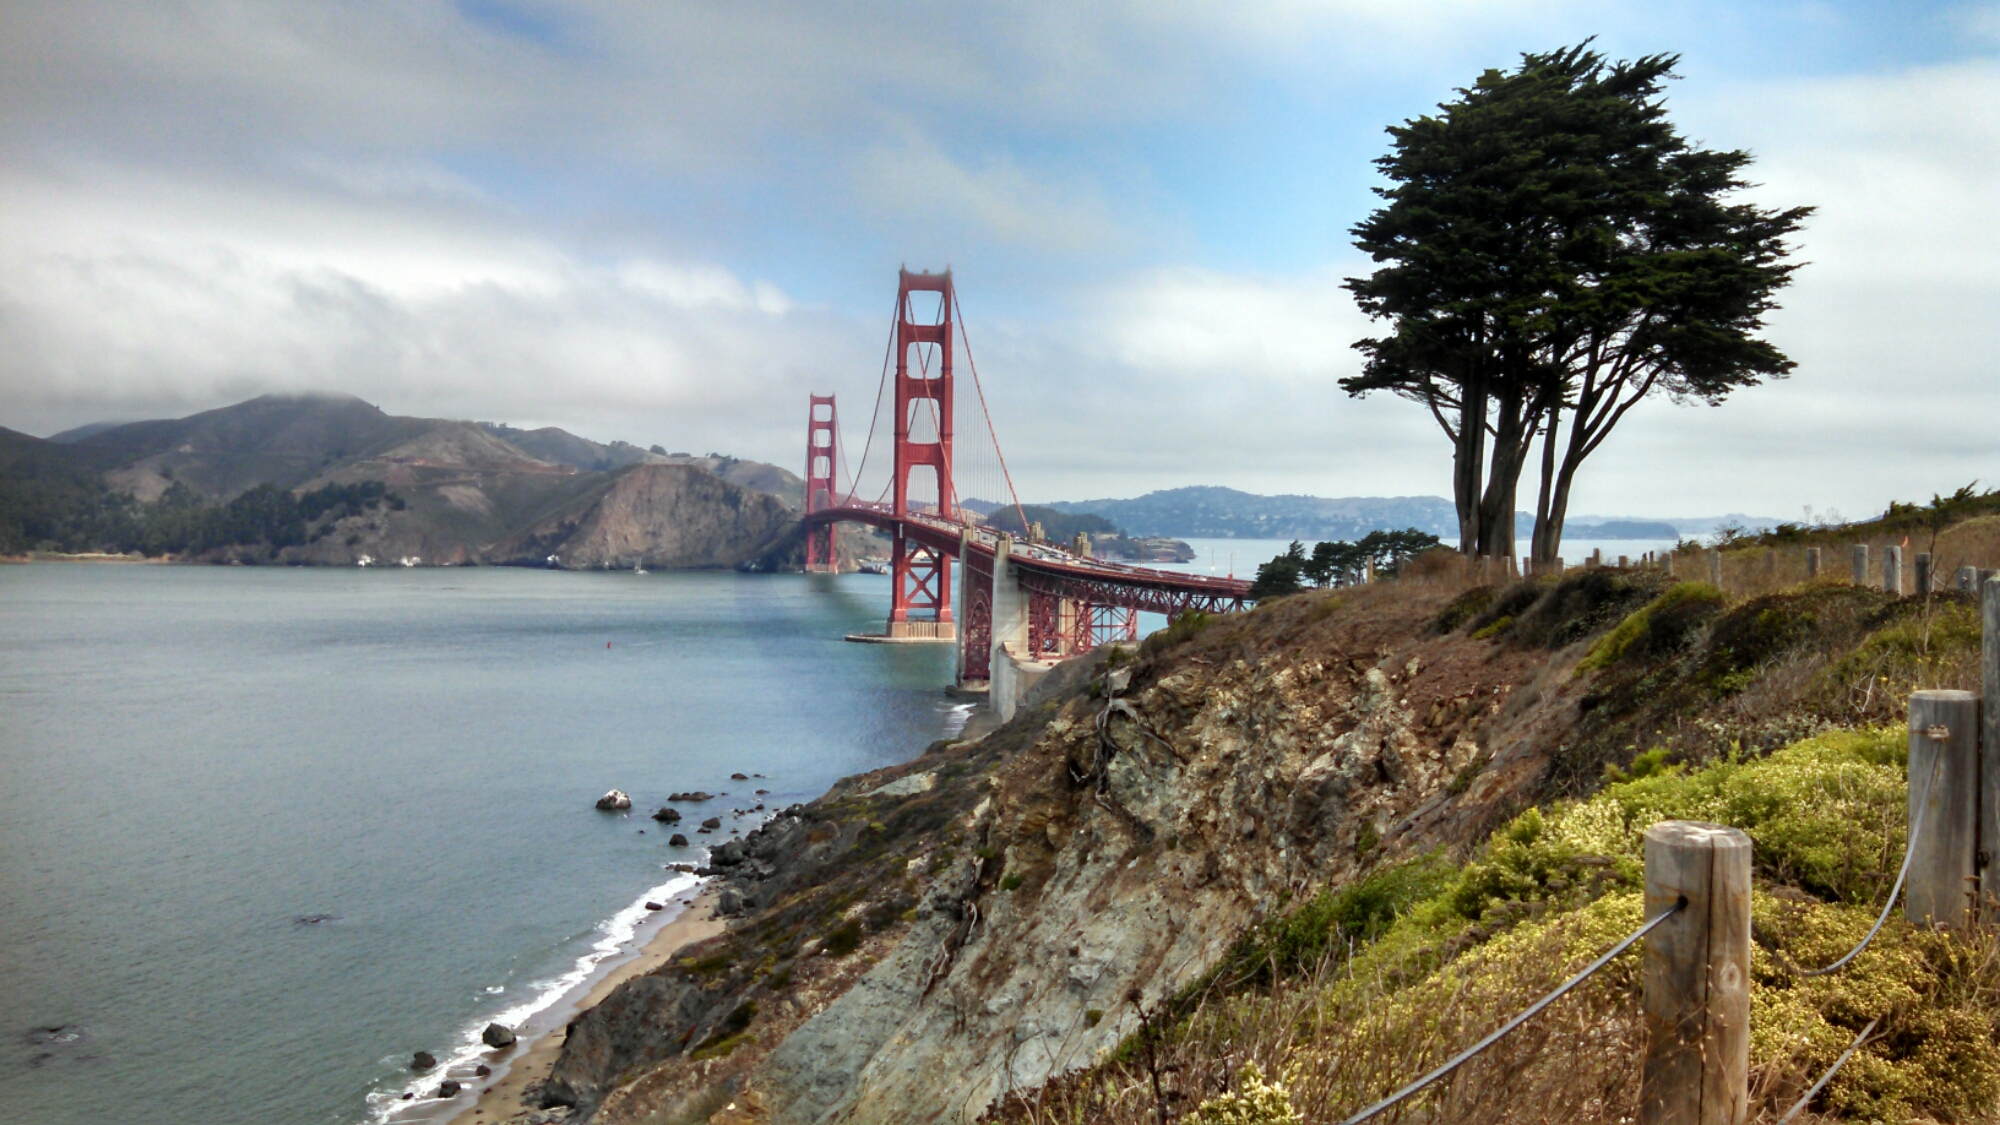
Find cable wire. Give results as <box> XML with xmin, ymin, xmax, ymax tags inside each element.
<box><xmin>1797</xmin><ymin>745</ymin><xmax>1943</xmax><ymax>977</ymax></box>
<box><xmin>1338</xmin><ymin>899</ymin><xmax>1685</xmax><ymax>1125</ymax></box>
<box><xmin>841</xmin><ymin>289</ymin><xmax>902</xmax><ymax>507</ymax></box>
<box><xmin>1775</xmin><ymin>1017</ymin><xmax>1879</xmax><ymax>1125</ymax></box>
<box><xmin>951</xmin><ymin>288</ymin><xmax>1029</xmax><ymax>539</ymax></box>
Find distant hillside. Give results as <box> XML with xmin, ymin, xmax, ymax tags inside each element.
<box><xmin>2</xmin><ymin>394</ymin><xmax>818</xmax><ymax>567</ymax></box>
<box><xmin>1041</xmin><ymin>487</ymin><xmax>1460</xmax><ymax>540</ymax></box>
<box><xmin>983</xmin><ymin>504</ymin><xmax>1119</xmax><ymax>541</ymax></box>
<box><xmin>1040</xmin><ymin>487</ymin><xmax>1700</xmax><ymax>542</ymax></box>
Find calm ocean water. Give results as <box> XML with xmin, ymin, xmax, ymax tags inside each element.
<box><xmin>0</xmin><ymin>564</ymin><xmax>960</xmax><ymax>1125</ymax></box>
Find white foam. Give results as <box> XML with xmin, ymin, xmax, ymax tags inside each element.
<box><xmin>363</xmin><ymin>869</ymin><xmax>705</xmax><ymax>1122</ymax></box>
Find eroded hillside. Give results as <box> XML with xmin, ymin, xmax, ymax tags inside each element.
<box><xmin>508</xmin><ymin>566</ymin><xmax>1984</xmax><ymax>1125</ymax></box>
<box><xmin>496</xmin><ymin>560</ymin><xmax>1984</xmax><ymax>1120</ymax></box>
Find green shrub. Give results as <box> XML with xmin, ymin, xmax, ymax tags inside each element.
<box><xmin>1187</xmin><ymin>1063</ymin><xmax>1302</xmax><ymax>1125</ymax></box>
<box><xmin>1435</xmin><ymin>587</ymin><xmax>1495</xmax><ymax>633</ymax></box>
<box><xmin>824</xmin><ymin>921</ymin><xmax>863</xmax><ymax>956</ymax></box>
<box><xmin>1577</xmin><ymin>581</ymin><xmax>1725</xmax><ymax>671</ymax></box>
<box><xmin>1142</xmin><ymin>610</ymin><xmax>1213</xmax><ymax>658</ymax></box>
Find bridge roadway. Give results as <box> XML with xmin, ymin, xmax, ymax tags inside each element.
<box><xmin>800</xmin><ymin>502</ymin><xmax>1252</xmax><ymax>618</ymax></box>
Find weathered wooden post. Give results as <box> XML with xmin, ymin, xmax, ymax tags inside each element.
<box><xmin>1982</xmin><ymin>580</ymin><xmax>2000</xmax><ymax>921</ymax></box>
<box><xmin>1884</xmin><ymin>546</ymin><xmax>1903</xmax><ymax>596</ymax></box>
<box><xmin>1665</xmin><ymin>553</ymin><xmax>1677</xmax><ymax>578</ymax></box>
<box><xmin>1915</xmin><ymin>552</ymin><xmax>1932</xmax><ymax>595</ymax></box>
<box><xmin>1805</xmin><ymin>547</ymin><xmax>1820</xmax><ymax>578</ymax></box>
<box><xmin>1708</xmin><ymin>550</ymin><xmax>1722</xmax><ymax>588</ymax></box>
<box><xmin>1851</xmin><ymin>544</ymin><xmax>1869</xmax><ymax>586</ymax></box>
<box><xmin>1908</xmin><ymin>689</ymin><xmax>1981</xmax><ymax>929</ymax></box>
<box><xmin>1642</xmin><ymin>821</ymin><xmax>1751</xmax><ymax>1125</ymax></box>
<box><xmin>1619</xmin><ymin>554</ymin><xmax>1631</xmax><ymax>569</ymax></box>
<box><xmin>1592</xmin><ymin>548</ymin><xmax>1603</xmax><ymax>568</ymax></box>
<box><xmin>1959</xmin><ymin>565</ymin><xmax>1979</xmax><ymax>593</ymax></box>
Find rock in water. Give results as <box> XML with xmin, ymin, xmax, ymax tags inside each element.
<box><xmin>651</xmin><ymin>807</ymin><xmax>682</xmax><ymax>823</ymax></box>
<box><xmin>482</xmin><ymin>1022</ymin><xmax>517</xmax><ymax>1048</ymax></box>
<box><xmin>475</xmin><ymin>1064</ymin><xmax>492</xmax><ymax>1077</ymax></box>
<box><xmin>595</xmin><ymin>789</ymin><xmax>632</xmax><ymax>811</ymax></box>
<box><xmin>668</xmin><ymin>833</ymin><xmax>689</xmax><ymax>847</ymax></box>
<box><xmin>411</xmin><ymin>1051</ymin><xmax>437</xmax><ymax>1071</ymax></box>
<box><xmin>667</xmin><ymin>791</ymin><xmax>713</xmax><ymax>802</ymax></box>
<box><xmin>700</xmin><ymin>817</ymin><xmax>722</xmax><ymax>830</ymax></box>
<box><xmin>439</xmin><ymin>1079</ymin><xmax>461</xmax><ymax>1098</ymax></box>
<box><xmin>730</xmin><ymin>772</ymin><xmax>749</xmax><ymax>780</ymax></box>
<box><xmin>644</xmin><ymin>901</ymin><xmax>664</xmax><ymax>911</ymax></box>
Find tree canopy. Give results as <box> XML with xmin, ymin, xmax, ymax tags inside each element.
<box><xmin>1343</xmin><ymin>42</ymin><xmax>1810</xmax><ymax>564</ymax></box>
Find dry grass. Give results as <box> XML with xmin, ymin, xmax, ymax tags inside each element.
<box><xmin>985</xmin><ymin>731</ymin><xmax>2000</xmax><ymax>1125</ymax></box>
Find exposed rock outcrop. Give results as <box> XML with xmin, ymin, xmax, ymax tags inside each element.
<box><xmin>491</xmin><ymin>464</ymin><xmax>795</xmax><ymax>571</ymax></box>
<box><xmin>530</xmin><ymin>582</ymin><xmax>1613</xmax><ymax>1125</ymax></box>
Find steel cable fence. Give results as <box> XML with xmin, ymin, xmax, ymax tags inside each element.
<box><xmin>1338</xmin><ymin>898</ymin><xmax>1685</xmax><ymax>1125</ymax></box>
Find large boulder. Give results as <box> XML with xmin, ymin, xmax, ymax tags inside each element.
<box><xmin>651</xmin><ymin>806</ymin><xmax>682</xmax><ymax>823</ymax></box>
<box><xmin>482</xmin><ymin>1022</ymin><xmax>517</xmax><ymax>1049</ymax></box>
<box><xmin>668</xmin><ymin>834</ymin><xmax>690</xmax><ymax>847</ymax></box>
<box><xmin>411</xmin><ymin>1051</ymin><xmax>437</xmax><ymax>1071</ymax></box>
<box><xmin>595</xmin><ymin>789</ymin><xmax>632</xmax><ymax>811</ymax></box>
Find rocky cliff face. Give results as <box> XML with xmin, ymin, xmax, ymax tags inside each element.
<box><xmin>530</xmin><ymin>581</ymin><xmax>1632</xmax><ymax>1125</ymax></box>
<box><xmin>492</xmin><ymin>463</ymin><xmax>797</xmax><ymax>570</ymax></box>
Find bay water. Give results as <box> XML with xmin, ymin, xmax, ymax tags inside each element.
<box><xmin>0</xmin><ymin>564</ymin><xmax>961</xmax><ymax>1125</ymax></box>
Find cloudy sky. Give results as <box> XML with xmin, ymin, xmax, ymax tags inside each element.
<box><xmin>2</xmin><ymin>1</ymin><xmax>1995</xmax><ymax>520</ymax></box>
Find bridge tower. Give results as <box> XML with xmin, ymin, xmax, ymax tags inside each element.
<box><xmin>802</xmin><ymin>395</ymin><xmax>839</xmax><ymax>573</ymax></box>
<box><xmin>887</xmin><ymin>268</ymin><xmax>955</xmax><ymax>639</ymax></box>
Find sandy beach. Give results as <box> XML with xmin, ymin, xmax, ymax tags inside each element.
<box><xmin>444</xmin><ymin>889</ymin><xmax>726</xmax><ymax>1125</ymax></box>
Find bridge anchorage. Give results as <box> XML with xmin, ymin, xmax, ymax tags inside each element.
<box><xmin>801</xmin><ymin>267</ymin><xmax>1252</xmax><ymax>718</ymax></box>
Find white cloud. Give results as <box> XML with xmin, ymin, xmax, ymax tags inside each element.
<box><xmin>0</xmin><ymin>163</ymin><xmax>858</xmax><ymax>454</ymax></box>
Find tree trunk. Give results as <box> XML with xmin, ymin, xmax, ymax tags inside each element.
<box><xmin>1478</xmin><ymin>382</ymin><xmax>1532</xmax><ymax>560</ymax></box>
<box><xmin>1531</xmin><ymin>399</ymin><xmax>1565</xmax><ymax>566</ymax></box>
<box><xmin>1454</xmin><ymin>379</ymin><xmax>1488</xmax><ymax>555</ymax></box>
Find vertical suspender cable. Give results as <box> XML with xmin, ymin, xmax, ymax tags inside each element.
<box><xmin>952</xmin><ymin>288</ymin><xmax>1029</xmax><ymax>538</ymax></box>
<box><xmin>842</xmin><ymin>289</ymin><xmax>902</xmax><ymax>507</ymax></box>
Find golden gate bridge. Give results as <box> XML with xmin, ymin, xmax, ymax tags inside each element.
<box><xmin>799</xmin><ymin>268</ymin><xmax>1249</xmax><ymax>714</ymax></box>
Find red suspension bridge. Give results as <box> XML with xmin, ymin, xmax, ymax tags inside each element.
<box><xmin>800</xmin><ymin>268</ymin><xmax>1249</xmax><ymax>711</ymax></box>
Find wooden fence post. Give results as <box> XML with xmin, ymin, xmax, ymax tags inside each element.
<box><xmin>1982</xmin><ymin>579</ymin><xmax>2000</xmax><ymax>922</ymax></box>
<box><xmin>1852</xmin><ymin>544</ymin><xmax>1869</xmax><ymax>585</ymax></box>
<box><xmin>1959</xmin><ymin>565</ymin><xmax>1979</xmax><ymax>593</ymax></box>
<box><xmin>1666</xmin><ymin>553</ymin><xmax>1677</xmax><ymax>578</ymax></box>
<box><xmin>1642</xmin><ymin>822</ymin><xmax>1752</xmax><ymax>1125</ymax></box>
<box><xmin>1805</xmin><ymin>547</ymin><xmax>1820</xmax><ymax>579</ymax></box>
<box><xmin>1916</xmin><ymin>552</ymin><xmax>1933</xmax><ymax>595</ymax></box>
<box><xmin>1708</xmin><ymin>550</ymin><xmax>1722</xmax><ymax>588</ymax></box>
<box><xmin>1908</xmin><ymin>689</ymin><xmax>1981</xmax><ymax>929</ymax></box>
<box><xmin>1884</xmin><ymin>546</ymin><xmax>1903</xmax><ymax>596</ymax></box>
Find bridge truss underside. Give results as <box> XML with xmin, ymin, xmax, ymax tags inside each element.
<box><xmin>801</xmin><ymin>506</ymin><xmax>1247</xmax><ymax>676</ymax></box>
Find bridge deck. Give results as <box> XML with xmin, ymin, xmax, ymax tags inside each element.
<box><xmin>801</xmin><ymin>503</ymin><xmax>1250</xmax><ymax>615</ymax></box>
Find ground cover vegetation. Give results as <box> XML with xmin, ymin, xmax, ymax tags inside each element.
<box><xmin>987</xmin><ymin>550</ymin><xmax>1998</xmax><ymax>1125</ymax></box>
<box><xmin>1342</xmin><ymin>42</ymin><xmax>1810</xmax><ymax>566</ymax></box>
<box><xmin>0</xmin><ymin>458</ymin><xmax>403</xmax><ymax>559</ymax></box>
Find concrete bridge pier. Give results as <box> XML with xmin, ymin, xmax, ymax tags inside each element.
<box><xmin>986</xmin><ymin>537</ymin><xmax>1051</xmax><ymax>722</ymax></box>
